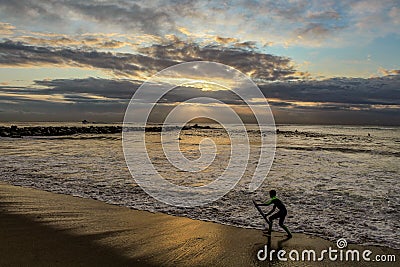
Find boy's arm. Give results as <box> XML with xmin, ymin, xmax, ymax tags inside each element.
<box><xmin>255</xmin><ymin>199</ymin><xmax>273</xmax><ymax>207</ymax></box>
<box><xmin>265</xmin><ymin>206</ymin><xmax>276</xmax><ymax>216</ymax></box>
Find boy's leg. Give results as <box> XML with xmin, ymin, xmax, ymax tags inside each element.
<box><xmin>268</xmin><ymin>213</ymin><xmax>280</xmax><ymax>235</ymax></box>
<box><xmin>279</xmin><ymin>215</ymin><xmax>292</xmax><ymax>238</ymax></box>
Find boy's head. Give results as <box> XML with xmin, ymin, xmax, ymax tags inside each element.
<box><xmin>269</xmin><ymin>190</ymin><xmax>277</xmax><ymax>198</ymax></box>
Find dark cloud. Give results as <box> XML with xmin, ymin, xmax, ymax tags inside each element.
<box><xmin>263</xmin><ymin>75</ymin><xmax>400</xmax><ymax>124</ymax></box>
<box><xmin>260</xmin><ymin>75</ymin><xmax>400</xmax><ymax>105</ymax></box>
<box><xmin>33</xmin><ymin>78</ymin><xmax>141</xmax><ymax>100</ymax></box>
<box><xmin>0</xmin><ymin>78</ymin><xmax>131</xmax><ymax>121</ymax></box>
<box><xmin>0</xmin><ymin>79</ymin><xmax>141</xmax><ymax>121</ymax></box>
<box><xmin>0</xmin><ymin>0</ymin><xmax>63</xmax><ymax>26</ymax></box>
<box><xmin>295</xmin><ymin>23</ymin><xmax>344</xmax><ymax>39</ymax></box>
<box><xmin>0</xmin><ymin>77</ymin><xmax>244</xmax><ymax>106</ymax></box>
<box><xmin>65</xmin><ymin>1</ymin><xmax>175</xmax><ymax>34</ymax></box>
<box><xmin>0</xmin><ymin>40</ymin><xmax>176</xmax><ymax>77</ymax></box>
<box><xmin>0</xmin><ymin>40</ymin><xmax>303</xmax><ymax>80</ymax></box>
<box><xmin>272</xmin><ymin>108</ymin><xmax>400</xmax><ymax>125</ymax></box>
<box><xmin>17</xmin><ymin>36</ymin><xmax>130</xmax><ymax>49</ymax></box>
<box><xmin>233</xmin><ymin>41</ymin><xmax>258</xmax><ymax>49</ymax></box>
<box><xmin>138</xmin><ymin>39</ymin><xmax>301</xmax><ymax>80</ymax></box>
<box><xmin>0</xmin><ymin>0</ymin><xmax>176</xmax><ymax>34</ymax></box>
<box><xmin>0</xmin><ymin>98</ymin><xmax>126</xmax><ymax>122</ymax></box>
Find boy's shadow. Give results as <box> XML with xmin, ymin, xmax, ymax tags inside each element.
<box><xmin>260</xmin><ymin>234</ymin><xmax>292</xmax><ymax>263</ymax></box>
<box><xmin>264</xmin><ymin>231</ymin><xmax>292</xmax><ymax>250</ymax></box>
<box><xmin>277</xmin><ymin>236</ymin><xmax>291</xmax><ymax>250</ymax></box>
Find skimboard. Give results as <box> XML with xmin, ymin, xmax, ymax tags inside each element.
<box><xmin>253</xmin><ymin>199</ymin><xmax>270</xmax><ymax>224</ymax></box>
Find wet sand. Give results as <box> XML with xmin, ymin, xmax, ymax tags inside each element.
<box><xmin>0</xmin><ymin>182</ymin><xmax>398</xmax><ymax>266</ymax></box>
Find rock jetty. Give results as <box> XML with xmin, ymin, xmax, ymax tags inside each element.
<box><xmin>0</xmin><ymin>124</ymin><xmax>219</xmax><ymax>138</ymax></box>
<box><xmin>0</xmin><ymin>126</ymin><xmax>122</xmax><ymax>138</ymax></box>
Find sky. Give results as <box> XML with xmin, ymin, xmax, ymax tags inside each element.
<box><xmin>0</xmin><ymin>0</ymin><xmax>399</xmax><ymax>125</ymax></box>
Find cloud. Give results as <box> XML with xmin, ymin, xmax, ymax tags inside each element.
<box><xmin>0</xmin><ymin>1</ymin><xmax>398</xmax><ymax>124</ymax></box>
<box><xmin>33</xmin><ymin>78</ymin><xmax>140</xmax><ymax>100</ymax></box>
<box><xmin>0</xmin><ymin>39</ymin><xmax>306</xmax><ymax>81</ymax></box>
<box><xmin>0</xmin><ymin>97</ymin><xmax>127</xmax><ymax>122</ymax></box>
<box><xmin>260</xmin><ymin>75</ymin><xmax>400</xmax><ymax>106</ymax></box>
<box><xmin>137</xmin><ymin>39</ymin><xmax>303</xmax><ymax>80</ymax></box>
<box><xmin>1</xmin><ymin>72</ymin><xmax>399</xmax><ymax>124</ymax></box>
<box><xmin>0</xmin><ymin>0</ymin><xmax>63</xmax><ymax>25</ymax></box>
<box><xmin>0</xmin><ymin>22</ymin><xmax>15</xmax><ymax>35</ymax></box>
<box><xmin>1</xmin><ymin>0</ymin><xmax>398</xmax><ymax>48</ymax></box>
<box><xmin>214</xmin><ymin>36</ymin><xmax>239</xmax><ymax>45</ymax></box>
<box><xmin>378</xmin><ymin>68</ymin><xmax>400</xmax><ymax>76</ymax></box>
<box><xmin>306</xmin><ymin>10</ymin><xmax>340</xmax><ymax>20</ymax></box>
<box><xmin>262</xmin><ymin>74</ymin><xmax>400</xmax><ymax>124</ymax></box>
<box><xmin>389</xmin><ymin>6</ymin><xmax>400</xmax><ymax>24</ymax></box>
<box><xmin>0</xmin><ymin>40</ymin><xmax>176</xmax><ymax>78</ymax></box>
<box><xmin>0</xmin><ymin>78</ymin><xmax>143</xmax><ymax>106</ymax></box>
<box><xmin>0</xmin><ymin>0</ymin><xmax>176</xmax><ymax>34</ymax></box>
<box><xmin>345</xmin><ymin>0</ymin><xmax>400</xmax><ymax>40</ymax></box>
<box><xmin>295</xmin><ymin>23</ymin><xmax>342</xmax><ymax>40</ymax></box>
<box><xmin>14</xmin><ymin>36</ymin><xmax>131</xmax><ymax>49</ymax></box>
<box><xmin>65</xmin><ymin>1</ymin><xmax>176</xmax><ymax>34</ymax></box>
<box><xmin>233</xmin><ymin>41</ymin><xmax>257</xmax><ymax>49</ymax></box>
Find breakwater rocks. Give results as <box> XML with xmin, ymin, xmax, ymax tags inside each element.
<box><xmin>0</xmin><ymin>124</ymin><xmax>217</xmax><ymax>138</ymax></box>
<box><xmin>1</xmin><ymin>125</ymin><xmax>343</xmax><ymax>139</ymax></box>
<box><xmin>0</xmin><ymin>125</ymin><xmax>123</xmax><ymax>138</ymax></box>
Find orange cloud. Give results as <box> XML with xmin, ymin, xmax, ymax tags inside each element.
<box><xmin>0</xmin><ymin>22</ymin><xmax>15</xmax><ymax>35</ymax></box>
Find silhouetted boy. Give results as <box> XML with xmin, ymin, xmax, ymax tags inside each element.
<box><xmin>258</xmin><ymin>190</ymin><xmax>292</xmax><ymax>238</ymax></box>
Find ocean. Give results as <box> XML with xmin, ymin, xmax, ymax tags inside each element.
<box><xmin>0</xmin><ymin>122</ymin><xmax>399</xmax><ymax>249</ymax></box>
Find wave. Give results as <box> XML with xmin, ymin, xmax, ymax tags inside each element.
<box><xmin>278</xmin><ymin>145</ymin><xmax>400</xmax><ymax>157</ymax></box>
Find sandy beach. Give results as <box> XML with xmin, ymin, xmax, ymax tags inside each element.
<box><xmin>0</xmin><ymin>182</ymin><xmax>398</xmax><ymax>267</ymax></box>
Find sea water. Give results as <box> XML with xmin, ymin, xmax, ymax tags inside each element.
<box><xmin>0</xmin><ymin>123</ymin><xmax>399</xmax><ymax>249</ymax></box>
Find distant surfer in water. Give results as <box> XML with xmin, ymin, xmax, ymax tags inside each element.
<box><xmin>255</xmin><ymin>190</ymin><xmax>292</xmax><ymax>238</ymax></box>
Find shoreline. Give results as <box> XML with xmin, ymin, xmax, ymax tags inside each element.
<box><xmin>2</xmin><ymin>180</ymin><xmax>398</xmax><ymax>251</ymax></box>
<box><xmin>0</xmin><ymin>182</ymin><xmax>398</xmax><ymax>266</ymax></box>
